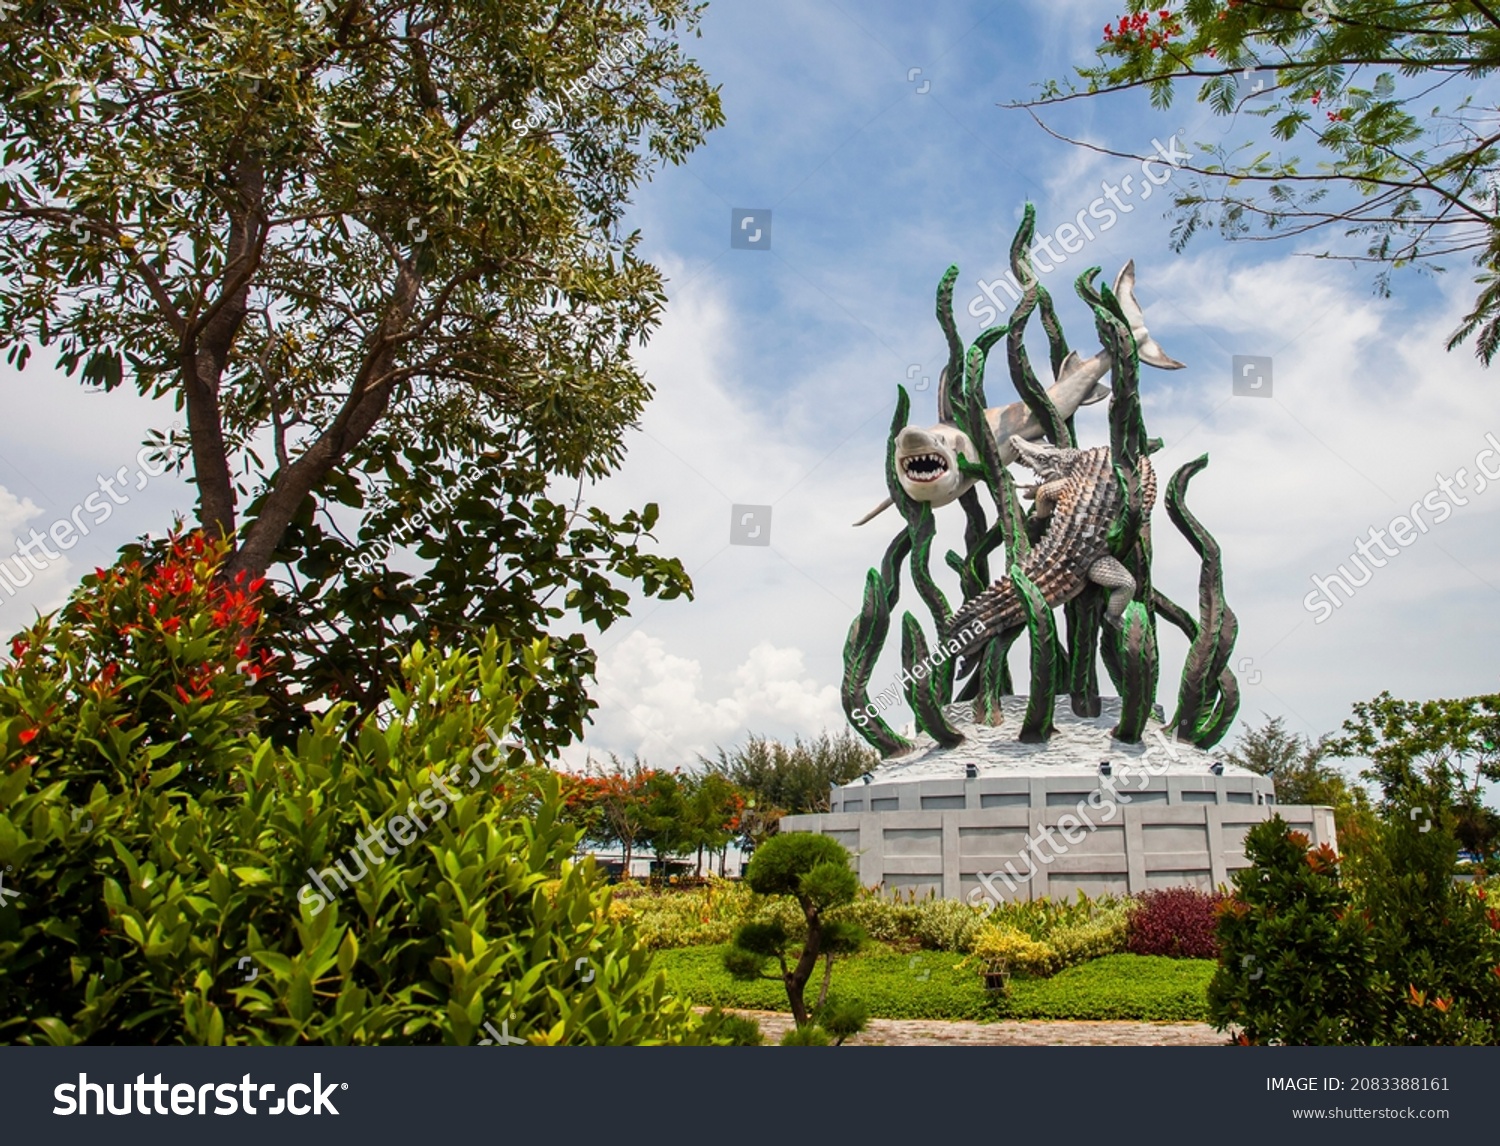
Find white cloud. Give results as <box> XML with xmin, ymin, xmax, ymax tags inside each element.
<box><xmin>572</xmin><ymin>630</ymin><xmax>842</xmax><ymax>770</ymax></box>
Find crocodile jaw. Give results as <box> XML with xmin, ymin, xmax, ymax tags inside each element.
<box><xmin>895</xmin><ymin>425</ymin><xmax>976</xmax><ymax>506</ymax></box>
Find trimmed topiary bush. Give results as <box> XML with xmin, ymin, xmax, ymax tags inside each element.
<box><xmin>725</xmin><ymin>832</ymin><xmax>865</xmax><ymax>1027</ymax></box>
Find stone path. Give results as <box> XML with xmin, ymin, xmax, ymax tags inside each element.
<box><xmin>719</xmin><ymin>1009</ymin><xmax>1225</xmax><ymax>1046</ymax></box>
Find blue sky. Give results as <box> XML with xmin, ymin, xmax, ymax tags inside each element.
<box><xmin>0</xmin><ymin>0</ymin><xmax>1495</xmax><ymax>791</ymax></box>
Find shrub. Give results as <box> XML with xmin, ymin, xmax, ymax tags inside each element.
<box><xmin>1212</xmin><ymin>806</ymin><xmax>1500</xmax><ymax>1046</ymax></box>
<box><xmin>964</xmin><ymin>927</ymin><xmax>1056</xmax><ymax>977</ymax></box>
<box><xmin>700</xmin><ymin>1007</ymin><xmax>763</xmax><ymax>1046</ymax></box>
<box><xmin>615</xmin><ymin>878</ymin><xmax>753</xmax><ymax>949</ymax></box>
<box><xmin>909</xmin><ymin>896</ymin><xmax>990</xmax><ymax>952</ymax></box>
<box><xmin>1127</xmin><ymin>888</ymin><xmax>1227</xmax><ymax>959</ymax></box>
<box><xmin>1346</xmin><ymin>792</ymin><xmax>1500</xmax><ymax>1044</ymax></box>
<box><xmin>1047</xmin><ymin>904</ymin><xmax>1131</xmax><ymax>970</ymax></box>
<box><xmin>825</xmin><ymin>887</ymin><xmax>989</xmax><ymax>952</ymax></box>
<box><xmin>1208</xmin><ymin>818</ymin><xmax>1380</xmax><ymax>1045</ymax></box>
<box><xmin>815</xmin><ymin>996</ymin><xmax>869</xmax><ymax>1045</ymax></box>
<box><xmin>0</xmin><ymin>537</ymin><xmax>708</xmax><ymax>1045</ymax></box>
<box><xmin>780</xmin><ymin>1024</ymin><xmax>831</xmax><ymax>1045</ymax></box>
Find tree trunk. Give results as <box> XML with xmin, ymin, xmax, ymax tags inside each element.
<box><xmin>224</xmin><ymin>259</ymin><xmax>422</xmax><ymax>579</ymax></box>
<box><xmin>816</xmin><ymin>953</ymin><xmax>835</xmax><ymax>1010</ymax></box>
<box><xmin>784</xmin><ymin>912</ymin><xmax>822</xmax><ymax>1027</ymax></box>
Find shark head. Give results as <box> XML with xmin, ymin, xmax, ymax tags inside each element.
<box><xmin>894</xmin><ymin>423</ymin><xmax>976</xmax><ymax>506</ymax></box>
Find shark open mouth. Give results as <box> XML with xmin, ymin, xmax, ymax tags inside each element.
<box><xmin>898</xmin><ymin>453</ymin><xmax>949</xmax><ymax>483</ymax></box>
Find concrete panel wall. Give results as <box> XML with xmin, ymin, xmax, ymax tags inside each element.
<box><xmin>781</xmin><ymin>803</ymin><xmax>1337</xmax><ymax>902</ymax></box>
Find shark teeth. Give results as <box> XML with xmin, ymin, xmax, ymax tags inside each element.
<box><xmin>899</xmin><ymin>453</ymin><xmax>949</xmax><ymax>482</ymax></box>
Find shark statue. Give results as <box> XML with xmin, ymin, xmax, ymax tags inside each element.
<box><xmin>854</xmin><ymin>261</ymin><xmax>1184</xmax><ymax>526</ymax></box>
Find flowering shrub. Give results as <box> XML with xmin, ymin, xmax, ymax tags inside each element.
<box><xmin>0</xmin><ymin>538</ymin><xmax>714</xmax><ymax>1044</ymax></box>
<box><xmin>3</xmin><ymin>531</ymin><xmax>274</xmax><ymax>787</ymax></box>
<box><xmin>1127</xmin><ymin>888</ymin><xmax>1227</xmax><ymax>959</ymax></box>
<box><xmin>1211</xmin><ymin>814</ymin><xmax>1500</xmax><ymax>1045</ymax></box>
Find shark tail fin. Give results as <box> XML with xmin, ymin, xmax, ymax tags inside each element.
<box><xmin>853</xmin><ymin>497</ymin><xmax>894</xmax><ymax>527</ymax></box>
<box><xmin>1113</xmin><ymin>259</ymin><xmax>1186</xmax><ymax>371</ymax></box>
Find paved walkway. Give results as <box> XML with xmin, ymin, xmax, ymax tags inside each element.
<box><xmin>719</xmin><ymin>1009</ymin><xmax>1224</xmax><ymax>1046</ymax></box>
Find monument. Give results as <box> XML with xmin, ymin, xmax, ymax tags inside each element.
<box><xmin>781</xmin><ymin>207</ymin><xmax>1335</xmax><ymax>904</ymax></box>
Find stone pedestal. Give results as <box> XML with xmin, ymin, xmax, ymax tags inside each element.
<box><xmin>782</xmin><ymin>698</ymin><xmax>1336</xmax><ymax>902</ymax></box>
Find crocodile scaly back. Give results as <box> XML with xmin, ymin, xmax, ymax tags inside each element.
<box><xmin>948</xmin><ymin>447</ymin><xmax>1152</xmax><ymax>642</ymax></box>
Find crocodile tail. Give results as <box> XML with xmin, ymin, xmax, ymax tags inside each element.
<box><xmin>947</xmin><ymin>581</ymin><xmax>1025</xmax><ymax>649</ymax></box>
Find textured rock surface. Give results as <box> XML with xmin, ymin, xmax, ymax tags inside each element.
<box><xmin>865</xmin><ymin>696</ymin><xmax>1253</xmax><ymax>781</ymax></box>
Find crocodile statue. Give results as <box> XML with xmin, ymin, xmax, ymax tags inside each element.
<box><xmin>852</xmin><ymin>260</ymin><xmax>1182</xmax><ymax>527</ymax></box>
<box><xmin>945</xmin><ymin>435</ymin><xmax>1156</xmax><ymax>652</ymax></box>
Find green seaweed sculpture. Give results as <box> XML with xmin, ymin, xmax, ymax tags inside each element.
<box><xmin>841</xmin><ymin>205</ymin><xmax>1240</xmax><ymax>757</ymax></box>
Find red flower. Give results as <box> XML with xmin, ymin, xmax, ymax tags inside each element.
<box><xmin>18</xmin><ymin>727</ymin><xmax>37</xmax><ymax>744</ymax></box>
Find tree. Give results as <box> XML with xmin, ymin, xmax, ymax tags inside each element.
<box><xmin>683</xmin><ymin>771</ymin><xmax>746</xmax><ymax>876</ymax></box>
<box><xmin>723</xmin><ymin>832</ymin><xmax>865</xmax><ymax>1031</ymax></box>
<box><xmin>0</xmin><ymin>0</ymin><xmax>722</xmax><ymax>750</ymax></box>
<box><xmin>1024</xmin><ymin>1</ymin><xmax>1500</xmax><ymax>363</ymax></box>
<box><xmin>1327</xmin><ymin>690</ymin><xmax>1500</xmax><ymax>860</ymax></box>
<box><xmin>702</xmin><ymin>731</ymin><xmax>877</xmax><ymax>827</ymax></box>
<box><xmin>574</xmin><ymin>755</ymin><xmax>656</xmax><ymax>874</ymax></box>
<box><xmin>1226</xmin><ymin>714</ymin><xmax>1372</xmax><ymax>810</ymax></box>
<box><xmin>638</xmin><ymin>768</ymin><xmax>695</xmax><ymax>874</ymax></box>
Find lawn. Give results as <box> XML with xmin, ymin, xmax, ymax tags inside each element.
<box><xmin>652</xmin><ymin>945</ymin><xmax>1215</xmax><ymax>1023</ymax></box>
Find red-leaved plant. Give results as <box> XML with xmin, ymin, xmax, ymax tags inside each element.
<box><xmin>1126</xmin><ymin>887</ymin><xmax>1228</xmax><ymax>959</ymax></box>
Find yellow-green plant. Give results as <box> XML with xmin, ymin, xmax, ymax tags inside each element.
<box><xmin>962</xmin><ymin>926</ymin><xmax>1056</xmax><ymax>977</ymax></box>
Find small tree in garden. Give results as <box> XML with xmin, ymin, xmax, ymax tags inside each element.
<box><xmin>724</xmin><ymin>833</ymin><xmax>866</xmax><ymax>1032</ymax></box>
<box><xmin>576</xmin><ymin>756</ymin><xmax>656</xmax><ymax>873</ymax></box>
<box><xmin>684</xmin><ymin>772</ymin><xmax>746</xmax><ymax>876</ymax></box>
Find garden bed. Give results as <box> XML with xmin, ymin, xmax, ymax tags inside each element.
<box><xmin>654</xmin><ymin>946</ymin><xmax>1214</xmax><ymax>1023</ymax></box>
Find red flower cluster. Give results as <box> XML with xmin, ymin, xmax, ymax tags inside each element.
<box><xmin>67</xmin><ymin>529</ymin><xmax>277</xmax><ymax>705</ymax></box>
<box><xmin>1103</xmin><ymin>9</ymin><xmax>1181</xmax><ymax>50</ymax></box>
